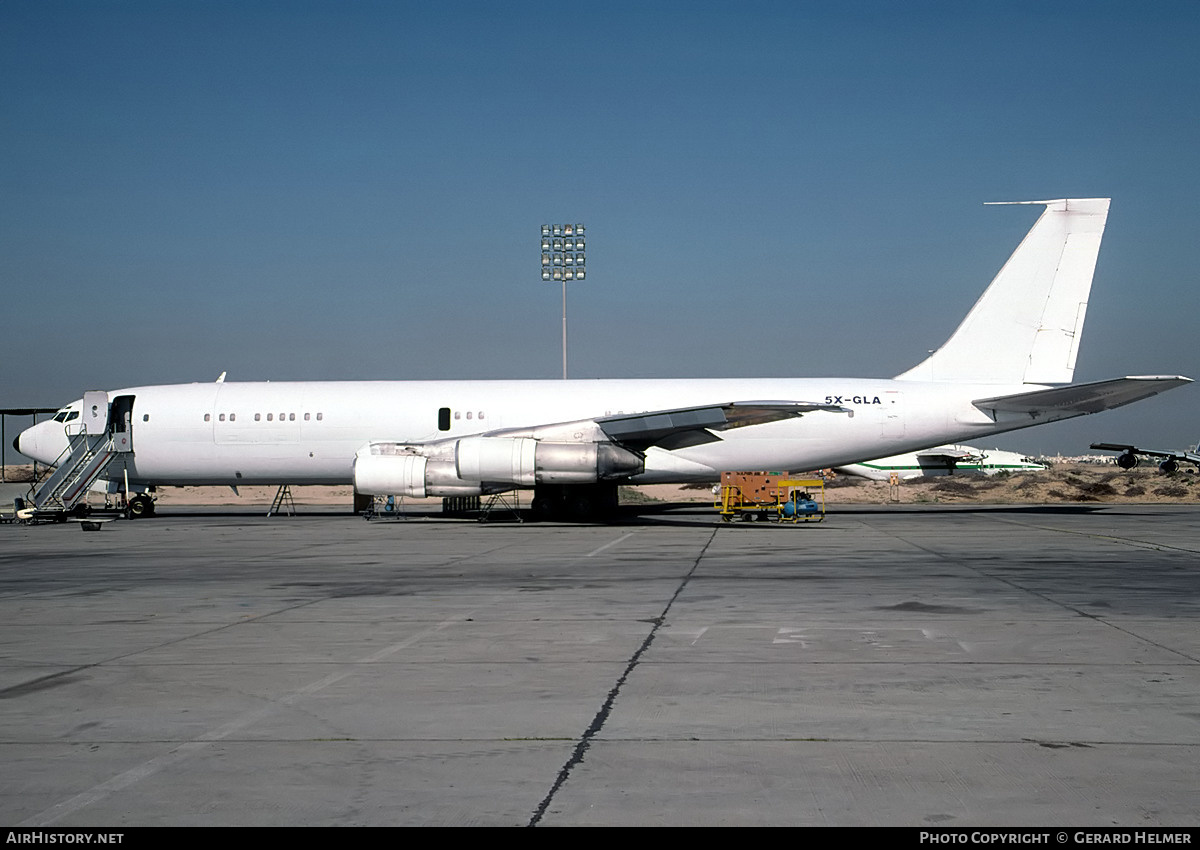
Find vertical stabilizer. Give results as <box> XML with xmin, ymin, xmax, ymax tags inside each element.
<box><xmin>895</xmin><ymin>198</ymin><xmax>1110</xmax><ymax>385</ymax></box>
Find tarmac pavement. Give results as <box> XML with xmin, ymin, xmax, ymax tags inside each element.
<box><xmin>1</xmin><ymin>503</ymin><xmax>1198</xmax><ymax>826</ymax></box>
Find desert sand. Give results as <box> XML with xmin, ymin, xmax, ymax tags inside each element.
<box><xmin>6</xmin><ymin>463</ymin><xmax>1193</xmax><ymax>510</ymax></box>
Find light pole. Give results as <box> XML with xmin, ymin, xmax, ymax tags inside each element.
<box><xmin>541</xmin><ymin>223</ymin><xmax>585</xmax><ymax>379</ymax></box>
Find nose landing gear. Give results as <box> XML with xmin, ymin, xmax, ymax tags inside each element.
<box><xmin>127</xmin><ymin>494</ymin><xmax>155</xmax><ymax>518</ymax></box>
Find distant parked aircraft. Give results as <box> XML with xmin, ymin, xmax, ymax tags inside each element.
<box><xmin>1090</xmin><ymin>441</ymin><xmax>1200</xmax><ymax>473</ymax></box>
<box><xmin>836</xmin><ymin>445</ymin><xmax>1045</xmax><ymax>480</ymax></box>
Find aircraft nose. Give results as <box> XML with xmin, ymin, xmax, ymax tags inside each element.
<box><xmin>14</xmin><ymin>428</ymin><xmax>31</xmax><ymax>458</ymax></box>
<box><xmin>14</xmin><ymin>424</ymin><xmax>41</xmax><ymax>461</ymax></box>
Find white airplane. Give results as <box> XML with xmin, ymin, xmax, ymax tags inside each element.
<box><xmin>1090</xmin><ymin>440</ymin><xmax>1200</xmax><ymax>473</ymax></box>
<box><xmin>835</xmin><ymin>445</ymin><xmax>1046</xmax><ymax>481</ymax></box>
<box><xmin>14</xmin><ymin>198</ymin><xmax>1193</xmax><ymax>520</ymax></box>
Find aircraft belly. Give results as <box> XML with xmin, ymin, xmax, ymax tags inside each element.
<box><xmin>123</xmin><ymin>439</ymin><xmax>355</xmax><ymax>485</ymax></box>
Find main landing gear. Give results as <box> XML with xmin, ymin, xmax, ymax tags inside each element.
<box><xmin>528</xmin><ymin>483</ymin><xmax>619</xmax><ymax>523</ymax></box>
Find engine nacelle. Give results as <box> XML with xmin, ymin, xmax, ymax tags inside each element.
<box><xmin>354</xmin><ymin>452</ymin><xmax>482</xmax><ymax>498</ymax></box>
<box><xmin>355</xmin><ymin>437</ymin><xmax>644</xmax><ymax>498</ymax></box>
<box><xmin>455</xmin><ymin>437</ymin><xmax>643</xmax><ymax>484</ymax></box>
<box><xmin>455</xmin><ymin>436</ymin><xmax>538</xmax><ymax>486</ymax></box>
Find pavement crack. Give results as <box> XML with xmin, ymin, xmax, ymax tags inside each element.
<box><xmin>527</xmin><ymin>526</ymin><xmax>718</xmax><ymax>826</ymax></box>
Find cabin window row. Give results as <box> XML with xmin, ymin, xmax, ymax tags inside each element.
<box><xmin>437</xmin><ymin>407</ymin><xmax>487</xmax><ymax>431</ymax></box>
<box><xmin>203</xmin><ymin>412</ymin><xmax>325</xmax><ymax>423</ymax></box>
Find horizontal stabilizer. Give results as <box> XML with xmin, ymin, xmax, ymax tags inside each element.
<box><xmin>974</xmin><ymin>376</ymin><xmax>1192</xmax><ymax>417</ymax></box>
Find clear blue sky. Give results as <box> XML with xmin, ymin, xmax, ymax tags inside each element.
<box><xmin>3</xmin><ymin>0</ymin><xmax>1198</xmax><ymax>461</ymax></box>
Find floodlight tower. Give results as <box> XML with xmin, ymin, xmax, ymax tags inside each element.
<box><xmin>541</xmin><ymin>223</ymin><xmax>586</xmax><ymax>379</ymax></box>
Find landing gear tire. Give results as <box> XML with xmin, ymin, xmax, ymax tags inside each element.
<box><xmin>529</xmin><ymin>496</ymin><xmax>555</xmax><ymax>522</ymax></box>
<box><xmin>568</xmin><ymin>495</ymin><xmax>596</xmax><ymax>522</ymax></box>
<box><xmin>128</xmin><ymin>495</ymin><xmax>154</xmax><ymax>518</ymax></box>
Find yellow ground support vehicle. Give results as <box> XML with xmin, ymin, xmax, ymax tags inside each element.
<box><xmin>715</xmin><ymin>471</ymin><xmax>826</xmax><ymax>523</ymax></box>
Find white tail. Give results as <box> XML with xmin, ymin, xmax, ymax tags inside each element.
<box><xmin>896</xmin><ymin>198</ymin><xmax>1110</xmax><ymax>385</ymax></box>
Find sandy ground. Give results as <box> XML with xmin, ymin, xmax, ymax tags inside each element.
<box><xmin>7</xmin><ymin>463</ymin><xmax>1197</xmax><ymax>510</ymax></box>
<box><xmin>635</xmin><ymin>463</ymin><xmax>1200</xmax><ymax>506</ymax></box>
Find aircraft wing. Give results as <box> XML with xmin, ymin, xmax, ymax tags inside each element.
<box><xmin>1090</xmin><ymin>443</ymin><xmax>1200</xmax><ymax>463</ymax></box>
<box><xmin>973</xmin><ymin>376</ymin><xmax>1193</xmax><ymax>417</ymax></box>
<box><xmin>376</xmin><ymin>400</ymin><xmax>848</xmax><ymax>458</ymax></box>
<box><xmin>1091</xmin><ymin>442</ymin><xmax>1156</xmax><ymax>454</ymax></box>
<box><xmin>595</xmin><ymin>401</ymin><xmax>848</xmax><ymax>451</ymax></box>
<box><xmin>356</xmin><ymin>400</ymin><xmax>850</xmax><ymax>498</ymax></box>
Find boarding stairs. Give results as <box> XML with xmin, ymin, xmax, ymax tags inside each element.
<box><xmin>31</xmin><ymin>431</ymin><xmax>119</xmax><ymax>514</ymax></box>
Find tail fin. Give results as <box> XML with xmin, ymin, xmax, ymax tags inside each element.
<box><xmin>896</xmin><ymin>198</ymin><xmax>1110</xmax><ymax>385</ymax></box>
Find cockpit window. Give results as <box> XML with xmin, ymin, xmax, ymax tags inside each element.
<box><xmin>53</xmin><ymin>411</ymin><xmax>79</xmax><ymax>423</ymax></box>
